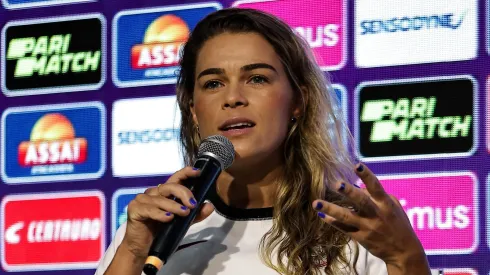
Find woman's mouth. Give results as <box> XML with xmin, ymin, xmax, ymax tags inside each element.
<box><xmin>219</xmin><ymin>118</ymin><xmax>256</xmax><ymax>137</ymax></box>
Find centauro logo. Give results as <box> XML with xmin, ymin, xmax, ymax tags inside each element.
<box><xmin>361</xmin><ymin>97</ymin><xmax>472</xmax><ymax>142</ymax></box>
<box><xmin>356</xmin><ymin>76</ymin><xmax>476</xmax><ymax>161</ymax></box>
<box><xmin>7</xmin><ymin>34</ymin><xmax>100</xmax><ymax>77</ymax></box>
<box><xmin>1</xmin><ymin>13</ymin><xmax>105</xmax><ymax>96</ymax></box>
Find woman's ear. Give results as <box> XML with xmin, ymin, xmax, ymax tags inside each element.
<box><xmin>190</xmin><ymin>99</ymin><xmax>199</xmax><ymax>126</ymax></box>
<box><xmin>292</xmin><ymin>86</ymin><xmax>307</xmax><ymax>118</ymax></box>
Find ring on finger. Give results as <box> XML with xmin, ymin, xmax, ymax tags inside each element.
<box><xmin>346</xmin><ymin>205</ymin><xmax>359</xmax><ymax>213</ymax></box>
<box><xmin>157</xmin><ymin>184</ymin><xmax>164</xmax><ymax>196</ymax></box>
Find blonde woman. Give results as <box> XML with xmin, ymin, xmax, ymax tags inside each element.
<box><xmin>97</xmin><ymin>8</ymin><xmax>430</xmax><ymax>275</ymax></box>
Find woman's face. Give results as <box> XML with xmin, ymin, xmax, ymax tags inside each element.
<box><xmin>191</xmin><ymin>32</ymin><xmax>300</xmax><ymax>167</ymax></box>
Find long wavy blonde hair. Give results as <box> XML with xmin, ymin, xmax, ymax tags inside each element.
<box><xmin>176</xmin><ymin>8</ymin><xmax>358</xmax><ymax>275</ymax></box>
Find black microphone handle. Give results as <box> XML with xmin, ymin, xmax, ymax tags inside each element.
<box><xmin>143</xmin><ymin>156</ymin><xmax>222</xmax><ymax>275</ymax></box>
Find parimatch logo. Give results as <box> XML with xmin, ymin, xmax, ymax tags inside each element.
<box><xmin>1</xmin><ymin>14</ymin><xmax>105</xmax><ymax>96</ymax></box>
<box><xmin>356</xmin><ymin>76</ymin><xmax>476</xmax><ymax>161</ymax></box>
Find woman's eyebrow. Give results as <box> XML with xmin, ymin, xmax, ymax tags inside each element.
<box><xmin>197</xmin><ymin>63</ymin><xmax>278</xmax><ymax>80</ymax></box>
<box><xmin>197</xmin><ymin>68</ymin><xmax>225</xmax><ymax>79</ymax></box>
<box><xmin>241</xmin><ymin>63</ymin><xmax>277</xmax><ymax>73</ymax></box>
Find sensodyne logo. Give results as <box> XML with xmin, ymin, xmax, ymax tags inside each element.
<box><xmin>355</xmin><ymin>0</ymin><xmax>477</xmax><ymax>67</ymax></box>
<box><xmin>112</xmin><ymin>96</ymin><xmax>184</xmax><ymax>177</ymax></box>
<box><xmin>360</xmin><ymin>12</ymin><xmax>467</xmax><ymax>35</ymax></box>
<box><xmin>355</xmin><ymin>76</ymin><xmax>476</xmax><ymax>161</ymax></box>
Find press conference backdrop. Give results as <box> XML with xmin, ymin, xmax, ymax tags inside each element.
<box><xmin>0</xmin><ymin>0</ymin><xmax>487</xmax><ymax>274</ymax></box>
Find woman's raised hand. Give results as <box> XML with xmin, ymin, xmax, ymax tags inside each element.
<box><xmin>312</xmin><ymin>163</ymin><xmax>431</xmax><ymax>274</ymax></box>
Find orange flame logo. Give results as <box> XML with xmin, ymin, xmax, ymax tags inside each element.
<box><xmin>18</xmin><ymin>113</ymin><xmax>87</xmax><ymax>166</ymax></box>
<box><xmin>131</xmin><ymin>14</ymin><xmax>190</xmax><ymax>69</ymax></box>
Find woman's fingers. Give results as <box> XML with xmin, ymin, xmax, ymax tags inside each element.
<box><xmin>193</xmin><ymin>202</ymin><xmax>215</xmax><ymax>224</ymax></box>
<box><xmin>355</xmin><ymin>163</ymin><xmax>388</xmax><ymax>202</ymax></box>
<box><xmin>150</xmin><ymin>196</ymin><xmax>192</xmax><ymax>217</ymax></box>
<box><xmin>156</xmin><ymin>183</ymin><xmax>198</xmax><ymax>209</ymax></box>
<box><xmin>334</xmin><ymin>181</ymin><xmax>377</xmax><ymax>217</ymax></box>
<box><xmin>127</xmin><ymin>195</ymin><xmax>175</xmax><ymax>223</ymax></box>
<box><xmin>144</xmin><ymin>166</ymin><xmax>202</xmax><ymax>209</ymax></box>
<box><xmin>313</xmin><ymin>200</ymin><xmax>362</xmax><ymax>231</ymax></box>
<box><xmin>166</xmin><ymin>166</ymin><xmax>202</xmax><ymax>183</ymax></box>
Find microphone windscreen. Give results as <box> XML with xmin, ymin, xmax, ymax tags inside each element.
<box><xmin>197</xmin><ymin>135</ymin><xmax>235</xmax><ymax>170</ymax></box>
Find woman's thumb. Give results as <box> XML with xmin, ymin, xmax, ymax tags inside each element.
<box><xmin>193</xmin><ymin>202</ymin><xmax>215</xmax><ymax>224</ymax></box>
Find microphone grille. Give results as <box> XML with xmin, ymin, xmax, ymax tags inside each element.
<box><xmin>197</xmin><ymin>135</ymin><xmax>235</xmax><ymax>170</ymax></box>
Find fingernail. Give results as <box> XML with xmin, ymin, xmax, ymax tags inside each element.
<box><xmin>190</xmin><ymin>198</ymin><xmax>197</xmax><ymax>206</ymax></box>
<box><xmin>356</xmin><ymin>164</ymin><xmax>364</xmax><ymax>172</ymax></box>
<box><xmin>338</xmin><ymin>182</ymin><xmax>346</xmax><ymax>192</ymax></box>
<box><xmin>166</xmin><ymin>212</ymin><xmax>172</xmax><ymax>216</ymax></box>
<box><xmin>181</xmin><ymin>205</ymin><xmax>188</xmax><ymax>210</ymax></box>
<box><xmin>315</xmin><ymin>202</ymin><xmax>323</xmax><ymax>210</ymax></box>
<box><xmin>317</xmin><ymin>212</ymin><xmax>326</xmax><ymax>219</ymax></box>
<box><xmin>192</xmin><ymin>167</ymin><xmax>199</xmax><ymax>171</ymax></box>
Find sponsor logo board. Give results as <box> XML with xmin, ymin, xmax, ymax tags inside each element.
<box><xmin>112</xmin><ymin>96</ymin><xmax>183</xmax><ymax>177</ymax></box>
<box><xmin>1</xmin><ymin>13</ymin><xmax>106</xmax><ymax>96</ymax></box>
<box><xmin>355</xmin><ymin>76</ymin><xmax>476</xmax><ymax>162</ymax></box>
<box><xmin>488</xmin><ymin>174</ymin><xmax>490</xmax><ymax>250</ymax></box>
<box><xmin>233</xmin><ymin>0</ymin><xmax>346</xmax><ymax>71</ymax></box>
<box><xmin>2</xmin><ymin>0</ymin><xmax>94</xmax><ymax>9</ymax></box>
<box><xmin>362</xmin><ymin>172</ymin><xmax>478</xmax><ymax>255</ymax></box>
<box><xmin>355</xmin><ymin>0</ymin><xmax>478</xmax><ymax>67</ymax></box>
<box><xmin>333</xmin><ymin>84</ymin><xmax>347</xmax><ymax>122</ymax></box>
<box><xmin>1</xmin><ymin>191</ymin><xmax>105</xmax><ymax>271</ymax></box>
<box><xmin>111</xmin><ymin>187</ymin><xmax>148</xmax><ymax>237</ymax></box>
<box><xmin>112</xmin><ymin>3</ymin><xmax>221</xmax><ymax>87</ymax></box>
<box><xmin>1</xmin><ymin>102</ymin><xmax>106</xmax><ymax>184</ymax></box>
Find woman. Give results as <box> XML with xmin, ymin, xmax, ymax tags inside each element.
<box><xmin>96</xmin><ymin>8</ymin><xmax>430</xmax><ymax>275</ymax></box>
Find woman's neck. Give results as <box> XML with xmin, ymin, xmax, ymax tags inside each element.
<box><xmin>215</xmin><ymin>154</ymin><xmax>284</xmax><ymax>209</ymax></box>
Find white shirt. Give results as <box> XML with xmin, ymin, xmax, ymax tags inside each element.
<box><xmin>95</xmin><ymin>191</ymin><xmax>388</xmax><ymax>275</ymax></box>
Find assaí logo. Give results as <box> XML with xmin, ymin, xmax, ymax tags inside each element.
<box><xmin>1</xmin><ymin>191</ymin><xmax>105</xmax><ymax>271</ymax></box>
<box><xmin>356</xmin><ymin>76</ymin><xmax>476</xmax><ymax>161</ymax></box>
<box><xmin>130</xmin><ymin>14</ymin><xmax>189</xmax><ymax>72</ymax></box>
<box><xmin>1</xmin><ymin>102</ymin><xmax>106</xmax><ymax>184</ymax></box>
<box><xmin>1</xmin><ymin>14</ymin><xmax>105</xmax><ymax>96</ymax></box>
<box><xmin>113</xmin><ymin>3</ymin><xmax>221</xmax><ymax>87</ymax></box>
<box><xmin>233</xmin><ymin>0</ymin><xmax>346</xmax><ymax>71</ymax></box>
<box><xmin>370</xmin><ymin>172</ymin><xmax>478</xmax><ymax>255</ymax></box>
<box><xmin>112</xmin><ymin>96</ymin><xmax>184</xmax><ymax>177</ymax></box>
<box><xmin>355</xmin><ymin>0</ymin><xmax>477</xmax><ymax>67</ymax></box>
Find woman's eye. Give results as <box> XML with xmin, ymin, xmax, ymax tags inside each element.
<box><xmin>204</xmin><ymin>81</ymin><xmax>222</xmax><ymax>90</ymax></box>
<box><xmin>249</xmin><ymin>75</ymin><xmax>268</xmax><ymax>84</ymax></box>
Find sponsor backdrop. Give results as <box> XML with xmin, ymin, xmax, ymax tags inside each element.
<box><xmin>0</xmin><ymin>0</ymin><xmax>488</xmax><ymax>274</ymax></box>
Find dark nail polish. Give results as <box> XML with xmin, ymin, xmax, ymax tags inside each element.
<box><xmin>317</xmin><ymin>212</ymin><xmax>326</xmax><ymax>219</ymax></box>
<box><xmin>338</xmin><ymin>182</ymin><xmax>346</xmax><ymax>192</ymax></box>
<box><xmin>315</xmin><ymin>202</ymin><xmax>323</xmax><ymax>210</ymax></box>
<box><xmin>190</xmin><ymin>198</ymin><xmax>197</xmax><ymax>206</ymax></box>
<box><xmin>181</xmin><ymin>205</ymin><xmax>188</xmax><ymax>210</ymax></box>
<box><xmin>166</xmin><ymin>212</ymin><xmax>172</xmax><ymax>216</ymax></box>
<box><xmin>356</xmin><ymin>164</ymin><xmax>364</xmax><ymax>172</ymax></box>
<box><xmin>192</xmin><ymin>167</ymin><xmax>199</xmax><ymax>171</ymax></box>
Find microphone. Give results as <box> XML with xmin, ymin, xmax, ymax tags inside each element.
<box><xmin>143</xmin><ymin>135</ymin><xmax>235</xmax><ymax>275</ymax></box>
